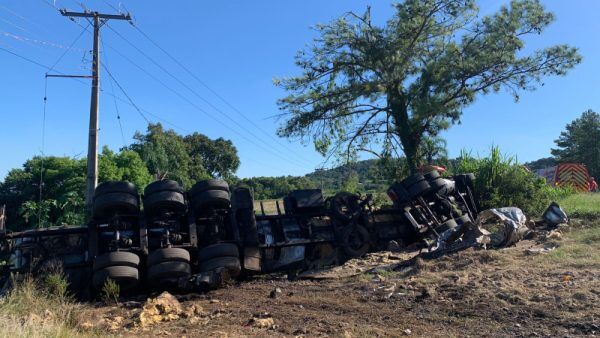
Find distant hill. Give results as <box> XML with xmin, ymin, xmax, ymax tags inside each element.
<box><xmin>238</xmin><ymin>159</ymin><xmax>391</xmax><ymax>200</ymax></box>
<box><xmin>306</xmin><ymin>159</ymin><xmax>390</xmax><ymax>193</ymax></box>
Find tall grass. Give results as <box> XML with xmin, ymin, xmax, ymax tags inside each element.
<box><xmin>455</xmin><ymin>146</ymin><xmax>573</xmax><ymax>216</ymax></box>
<box><xmin>0</xmin><ymin>276</ymin><xmax>95</xmax><ymax>338</ymax></box>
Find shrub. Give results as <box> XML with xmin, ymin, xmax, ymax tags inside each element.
<box><xmin>100</xmin><ymin>278</ymin><xmax>120</xmax><ymax>305</ymax></box>
<box><xmin>454</xmin><ymin>146</ymin><xmax>574</xmax><ymax>216</ymax></box>
<box><xmin>44</xmin><ymin>273</ymin><xmax>70</xmax><ymax>300</ymax></box>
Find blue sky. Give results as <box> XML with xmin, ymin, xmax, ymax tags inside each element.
<box><xmin>0</xmin><ymin>0</ymin><xmax>598</xmax><ymax>180</ymax></box>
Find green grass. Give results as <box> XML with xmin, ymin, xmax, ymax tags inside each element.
<box><xmin>557</xmin><ymin>193</ymin><xmax>600</xmax><ymax>219</ymax></box>
<box><xmin>542</xmin><ymin>225</ymin><xmax>600</xmax><ymax>267</ymax></box>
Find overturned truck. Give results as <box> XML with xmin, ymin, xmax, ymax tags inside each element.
<box><xmin>0</xmin><ymin>171</ymin><xmax>478</xmax><ymax>298</ymax></box>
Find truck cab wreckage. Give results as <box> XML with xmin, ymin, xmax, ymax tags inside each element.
<box><xmin>0</xmin><ymin>170</ymin><xmax>481</xmax><ymax>299</ymax></box>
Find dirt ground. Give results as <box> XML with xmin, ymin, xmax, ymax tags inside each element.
<box><xmin>82</xmin><ymin>218</ymin><xmax>600</xmax><ymax>337</ymax></box>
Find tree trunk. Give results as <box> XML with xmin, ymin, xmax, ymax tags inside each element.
<box><xmin>388</xmin><ymin>88</ymin><xmax>420</xmax><ymax>174</ymax></box>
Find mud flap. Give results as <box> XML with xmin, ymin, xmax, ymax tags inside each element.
<box><xmin>243</xmin><ymin>247</ymin><xmax>261</xmax><ymax>272</ymax></box>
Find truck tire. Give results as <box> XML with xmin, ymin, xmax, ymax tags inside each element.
<box><xmin>408</xmin><ymin>180</ymin><xmax>431</xmax><ymax>198</ymax></box>
<box><xmin>424</xmin><ymin>171</ymin><xmax>440</xmax><ymax>181</ymax></box>
<box><xmin>330</xmin><ymin>192</ymin><xmax>361</xmax><ymax>222</ymax></box>
<box><xmin>340</xmin><ymin>224</ymin><xmax>370</xmax><ymax>258</ymax></box>
<box><xmin>199</xmin><ymin>256</ymin><xmax>241</xmax><ymax>277</ymax></box>
<box><xmin>428</xmin><ymin>177</ymin><xmax>447</xmax><ymax>192</ymax></box>
<box><xmin>93</xmin><ymin>251</ymin><xmax>140</xmax><ymax>271</ymax></box>
<box><xmin>388</xmin><ymin>183</ymin><xmax>411</xmax><ymax>204</ymax></box>
<box><xmin>401</xmin><ymin>173</ymin><xmax>425</xmax><ymax>189</ymax></box>
<box><xmin>94</xmin><ymin>181</ymin><xmax>137</xmax><ymax>197</ymax></box>
<box><xmin>435</xmin><ymin>219</ymin><xmax>458</xmax><ymax>234</ymax></box>
<box><xmin>147</xmin><ymin>261</ymin><xmax>191</xmax><ymax>282</ymax></box>
<box><xmin>198</xmin><ymin>243</ymin><xmax>239</xmax><ymax>262</ymax></box>
<box><xmin>144</xmin><ymin>180</ymin><xmax>184</xmax><ymax>196</ymax></box>
<box><xmin>92</xmin><ymin>265</ymin><xmax>139</xmax><ymax>291</ymax></box>
<box><xmin>192</xmin><ymin>189</ymin><xmax>230</xmax><ymax>211</ymax></box>
<box><xmin>189</xmin><ymin>179</ymin><xmax>229</xmax><ymax>197</ymax></box>
<box><xmin>143</xmin><ymin>190</ymin><xmax>186</xmax><ymax>215</ymax></box>
<box><xmin>93</xmin><ymin>193</ymin><xmax>139</xmax><ymax>218</ymax></box>
<box><xmin>147</xmin><ymin>248</ymin><xmax>190</xmax><ymax>266</ymax></box>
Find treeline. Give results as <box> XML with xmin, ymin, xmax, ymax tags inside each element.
<box><xmin>0</xmin><ymin>123</ymin><xmax>240</xmax><ymax>230</ymax></box>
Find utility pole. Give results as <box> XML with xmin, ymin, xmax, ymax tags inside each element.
<box><xmin>59</xmin><ymin>10</ymin><xmax>131</xmax><ymax>215</ymax></box>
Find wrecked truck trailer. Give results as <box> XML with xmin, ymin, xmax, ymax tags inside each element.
<box><xmin>0</xmin><ymin>170</ymin><xmax>479</xmax><ymax>297</ymax></box>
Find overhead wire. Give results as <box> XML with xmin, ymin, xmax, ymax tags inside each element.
<box><xmin>25</xmin><ymin>2</ymin><xmax>312</xmax><ymax>170</ymax></box>
<box><xmin>105</xmin><ymin>23</ymin><xmax>315</xmax><ymax>168</ymax></box>
<box><xmin>130</xmin><ymin>23</ymin><xmax>317</xmax><ymax>165</ymax></box>
<box><xmin>102</xmin><ymin>26</ymin><xmax>311</xmax><ymax>170</ymax></box>
<box><xmin>38</xmin><ymin>76</ymin><xmax>48</xmax><ymax>228</ymax></box>
<box><xmin>100</xmin><ymin>35</ymin><xmax>127</xmax><ymax>148</ymax></box>
<box><xmin>101</xmin><ymin>63</ymin><xmax>150</xmax><ymax>124</ymax></box>
<box><xmin>3</xmin><ymin>5</ymin><xmax>306</xmax><ymax>173</ymax></box>
<box><xmin>0</xmin><ymin>45</ymin><xmax>280</xmax><ymax>173</ymax></box>
<box><xmin>47</xmin><ymin>19</ymin><xmax>90</xmax><ymax>73</ymax></box>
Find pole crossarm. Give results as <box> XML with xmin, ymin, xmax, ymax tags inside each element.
<box><xmin>60</xmin><ymin>10</ymin><xmax>131</xmax><ymax>21</ymax></box>
<box><xmin>46</xmin><ymin>74</ymin><xmax>93</xmax><ymax>79</ymax></box>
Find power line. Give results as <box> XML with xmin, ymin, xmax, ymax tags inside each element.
<box><xmin>38</xmin><ymin>76</ymin><xmax>48</xmax><ymax>228</ymax></box>
<box><xmin>47</xmin><ymin>19</ymin><xmax>91</xmax><ymax>73</ymax></box>
<box><xmin>100</xmin><ymin>35</ymin><xmax>127</xmax><ymax>148</ymax></box>
<box><xmin>0</xmin><ymin>45</ymin><xmax>286</xmax><ymax>174</ymax></box>
<box><xmin>130</xmin><ymin>23</ymin><xmax>316</xmax><ymax>165</ymax></box>
<box><xmin>101</xmin><ymin>62</ymin><xmax>150</xmax><ymax>124</ymax></box>
<box><xmin>0</xmin><ymin>45</ymin><xmax>182</xmax><ymax>133</ymax></box>
<box><xmin>10</xmin><ymin>3</ymin><xmax>316</xmax><ymax>171</ymax></box>
<box><xmin>101</xmin><ymin>28</ymin><xmax>312</xmax><ymax>170</ymax></box>
<box><xmin>106</xmin><ymin>23</ymin><xmax>315</xmax><ymax>168</ymax></box>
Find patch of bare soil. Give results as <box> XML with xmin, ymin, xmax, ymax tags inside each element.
<box><xmin>83</xmin><ymin>220</ymin><xmax>600</xmax><ymax>337</ymax></box>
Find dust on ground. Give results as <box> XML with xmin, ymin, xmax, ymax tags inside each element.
<box><xmin>77</xmin><ymin>218</ymin><xmax>600</xmax><ymax>337</ymax></box>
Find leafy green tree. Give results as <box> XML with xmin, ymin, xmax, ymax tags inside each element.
<box><xmin>183</xmin><ymin>133</ymin><xmax>240</xmax><ymax>180</ymax></box>
<box><xmin>0</xmin><ymin>156</ymin><xmax>86</xmax><ymax>229</ymax></box>
<box><xmin>418</xmin><ymin>136</ymin><xmax>448</xmax><ymax>165</ymax></box>
<box><xmin>99</xmin><ymin>146</ymin><xmax>153</xmax><ymax>191</ymax></box>
<box><xmin>130</xmin><ymin>123</ymin><xmax>194</xmax><ymax>187</ymax></box>
<box><xmin>341</xmin><ymin>171</ymin><xmax>360</xmax><ymax>193</ymax></box>
<box><xmin>551</xmin><ymin>109</ymin><xmax>600</xmax><ymax>178</ymax></box>
<box><xmin>276</xmin><ymin>0</ymin><xmax>581</xmax><ymax>172</ymax></box>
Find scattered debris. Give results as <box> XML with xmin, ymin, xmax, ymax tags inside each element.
<box><xmin>139</xmin><ymin>291</ymin><xmax>203</xmax><ymax>327</ymax></box>
<box><xmin>477</xmin><ymin>207</ymin><xmax>530</xmax><ymax>248</ymax></box>
<box><xmin>542</xmin><ymin>202</ymin><xmax>569</xmax><ymax>226</ymax></box>
<box><xmin>248</xmin><ymin>313</ymin><xmax>275</xmax><ymax>329</ymax></box>
<box><xmin>269</xmin><ymin>287</ymin><xmax>283</xmax><ymax>299</ymax></box>
<box><xmin>525</xmin><ymin>245</ymin><xmax>558</xmax><ymax>255</ymax></box>
<box><xmin>387</xmin><ymin>240</ymin><xmax>402</xmax><ymax>252</ymax></box>
<box><xmin>546</xmin><ymin>230</ymin><xmax>563</xmax><ymax>239</ymax></box>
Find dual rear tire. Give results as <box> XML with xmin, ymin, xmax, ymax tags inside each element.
<box><xmin>189</xmin><ymin>179</ymin><xmax>231</xmax><ymax>213</ymax></box>
<box><xmin>198</xmin><ymin>243</ymin><xmax>241</xmax><ymax>278</ymax></box>
<box><xmin>93</xmin><ymin>182</ymin><xmax>140</xmax><ymax>219</ymax></box>
<box><xmin>146</xmin><ymin>248</ymin><xmax>191</xmax><ymax>286</ymax></box>
<box><xmin>92</xmin><ymin>251</ymin><xmax>140</xmax><ymax>291</ymax></box>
